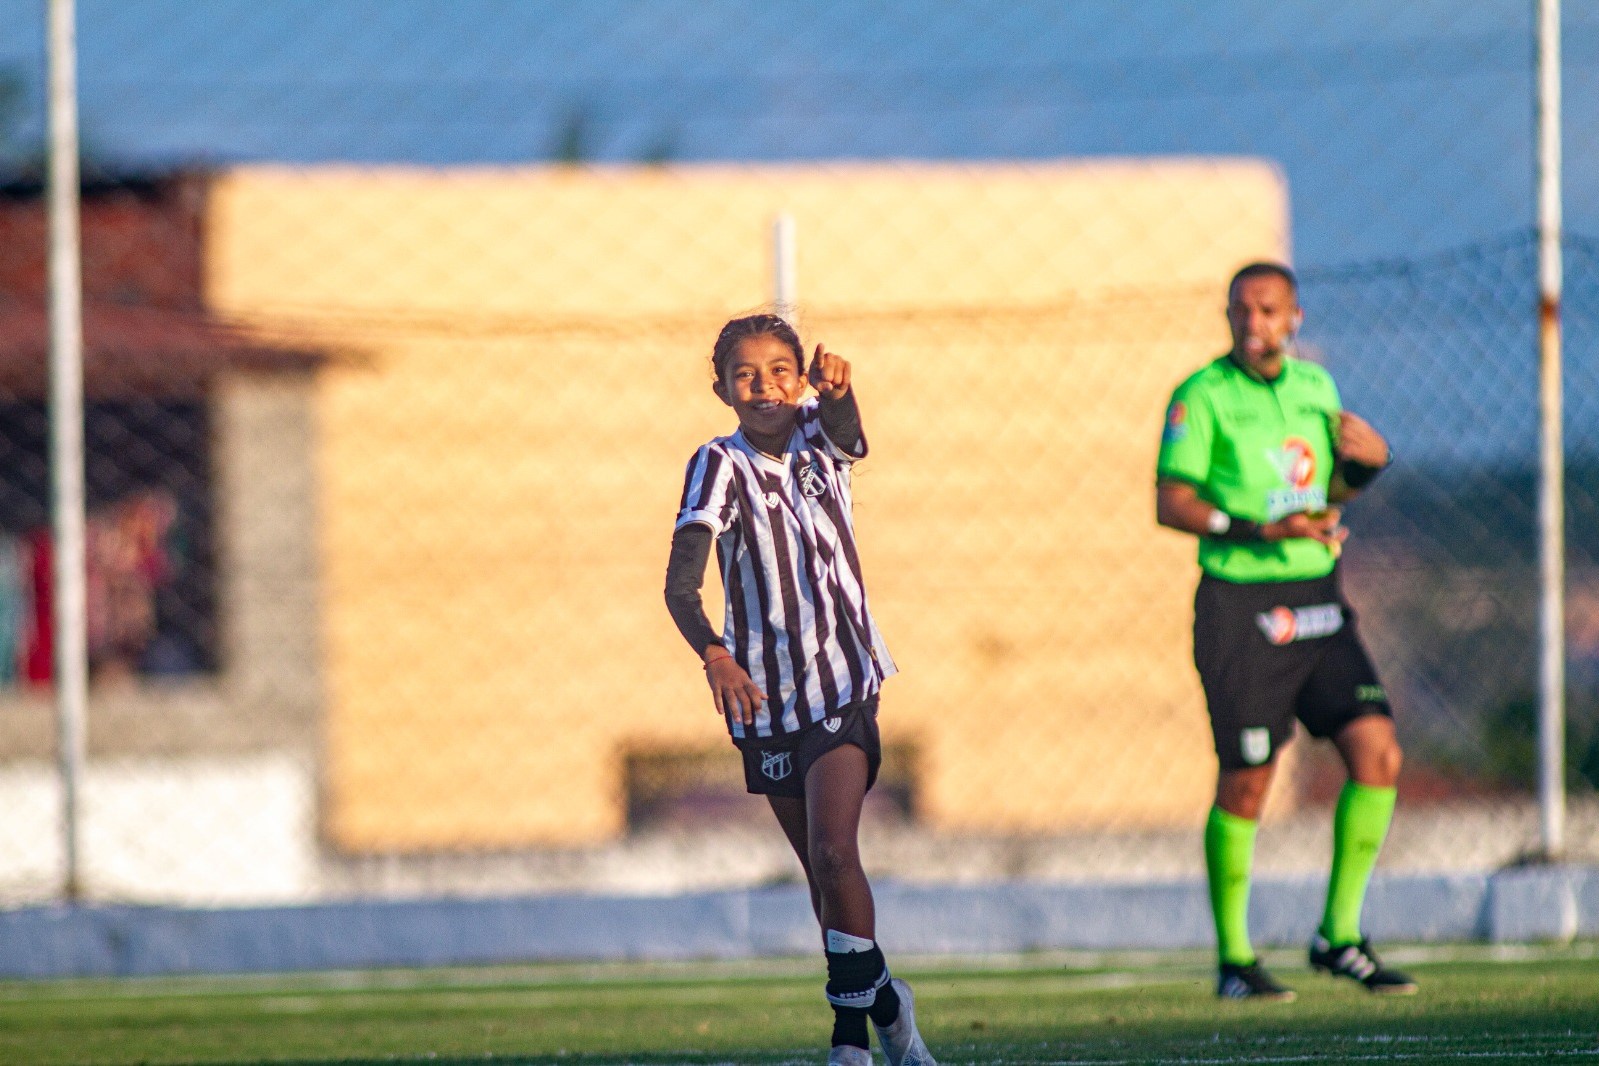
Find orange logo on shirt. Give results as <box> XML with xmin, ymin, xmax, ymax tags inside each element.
<box><xmin>1279</xmin><ymin>437</ymin><xmax>1317</xmax><ymax>490</ymax></box>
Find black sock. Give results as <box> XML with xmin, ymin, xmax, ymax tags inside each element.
<box><xmin>830</xmin><ymin>1005</ymin><xmax>870</xmax><ymax>1050</ymax></box>
<box><xmin>867</xmin><ymin>953</ymin><xmax>901</xmax><ymax>1028</ymax></box>
<box><xmin>825</xmin><ymin>943</ymin><xmax>885</xmax><ymax>1049</ymax></box>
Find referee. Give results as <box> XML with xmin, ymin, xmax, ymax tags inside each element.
<box><xmin>1156</xmin><ymin>262</ymin><xmax>1417</xmax><ymax>1000</ymax></box>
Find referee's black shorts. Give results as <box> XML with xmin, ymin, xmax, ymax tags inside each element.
<box><xmin>1194</xmin><ymin>570</ymin><xmax>1392</xmax><ymax>771</ymax></box>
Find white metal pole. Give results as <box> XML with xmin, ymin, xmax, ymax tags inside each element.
<box><xmin>47</xmin><ymin>0</ymin><xmax>90</xmax><ymax>901</ymax></box>
<box><xmin>773</xmin><ymin>212</ymin><xmax>797</xmax><ymax>327</ymax></box>
<box><xmin>1535</xmin><ymin>0</ymin><xmax>1566</xmax><ymax>861</ymax></box>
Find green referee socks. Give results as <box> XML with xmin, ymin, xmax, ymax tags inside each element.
<box><xmin>1320</xmin><ymin>781</ymin><xmax>1398</xmax><ymax>945</ymax></box>
<box><xmin>1205</xmin><ymin>805</ymin><xmax>1258</xmax><ymax>966</ymax></box>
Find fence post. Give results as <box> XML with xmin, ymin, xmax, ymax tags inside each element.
<box><xmin>47</xmin><ymin>0</ymin><xmax>90</xmax><ymax>901</ymax></box>
<box><xmin>773</xmin><ymin>212</ymin><xmax>797</xmax><ymax>326</ymax></box>
<box><xmin>1535</xmin><ymin>0</ymin><xmax>1566</xmax><ymax>861</ymax></box>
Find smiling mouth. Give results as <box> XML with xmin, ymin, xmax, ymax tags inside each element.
<box><xmin>750</xmin><ymin>401</ymin><xmax>781</xmax><ymax>412</ymax></box>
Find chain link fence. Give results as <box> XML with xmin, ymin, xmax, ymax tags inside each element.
<box><xmin>0</xmin><ymin>1</ymin><xmax>1595</xmax><ymax>907</ymax></box>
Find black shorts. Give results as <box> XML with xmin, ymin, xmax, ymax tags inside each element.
<box><xmin>734</xmin><ymin>697</ymin><xmax>882</xmax><ymax>798</ymax></box>
<box><xmin>1195</xmin><ymin>570</ymin><xmax>1392</xmax><ymax>771</ymax></box>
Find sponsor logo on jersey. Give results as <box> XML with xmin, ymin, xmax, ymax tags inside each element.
<box><xmin>799</xmin><ymin>461</ymin><xmax>828</xmax><ymax>498</ymax></box>
<box><xmin>761</xmin><ymin>751</ymin><xmax>793</xmax><ymax>781</ymax></box>
<box><xmin>1264</xmin><ymin>437</ymin><xmax>1327</xmax><ymax>519</ymax></box>
<box><xmin>1256</xmin><ymin>602</ymin><xmax>1344</xmax><ymax>645</ymax></box>
<box><xmin>822</xmin><ymin>716</ymin><xmax>843</xmax><ymax>733</ymax></box>
<box><xmin>1163</xmin><ymin>401</ymin><xmax>1189</xmax><ymax>443</ymax></box>
<box><xmin>1241</xmin><ymin>727</ymin><xmax>1272</xmax><ymax>766</ymax></box>
<box><xmin>1273</xmin><ymin>436</ymin><xmax>1318</xmax><ymax>490</ymax></box>
<box><xmin>1266</xmin><ymin>486</ymin><xmax>1327</xmax><ymax>519</ymax></box>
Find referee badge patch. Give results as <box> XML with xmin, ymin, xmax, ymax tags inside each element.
<box><xmin>798</xmin><ymin>461</ymin><xmax>827</xmax><ymax>498</ymax></box>
<box><xmin>1240</xmin><ymin>727</ymin><xmax>1272</xmax><ymax>766</ymax></box>
<box><xmin>1163</xmin><ymin>401</ymin><xmax>1189</xmax><ymax>443</ymax></box>
<box><xmin>761</xmin><ymin>751</ymin><xmax>793</xmax><ymax>781</ymax></box>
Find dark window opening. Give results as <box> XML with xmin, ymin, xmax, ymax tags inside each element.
<box><xmin>0</xmin><ymin>400</ymin><xmax>215</xmax><ymax>684</ymax></box>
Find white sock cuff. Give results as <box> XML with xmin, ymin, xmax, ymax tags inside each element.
<box><xmin>825</xmin><ymin>929</ymin><xmax>876</xmax><ymax>954</ymax></box>
<box><xmin>824</xmin><ymin>967</ymin><xmax>891</xmax><ymax>1008</ymax></box>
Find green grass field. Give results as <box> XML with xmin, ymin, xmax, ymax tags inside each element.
<box><xmin>4</xmin><ymin>944</ymin><xmax>1596</xmax><ymax>1065</ymax></box>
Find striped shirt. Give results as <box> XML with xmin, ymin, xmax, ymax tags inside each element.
<box><xmin>675</xmin><ymin>399</ymin><xmax>896</xmax><ymax>739</ymax></box>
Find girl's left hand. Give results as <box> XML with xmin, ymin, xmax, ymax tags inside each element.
<box><xmin>807</xmin><ymin>343</ymin><xmax>852</xmax><ymax>401</ymax></box>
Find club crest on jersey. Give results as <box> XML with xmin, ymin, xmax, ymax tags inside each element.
<box><xmin>798</xmin><ymin>461</ymin><xmax>827</xmax><ymax>499</ymax></box>
<box><xmin>1163</xmin><ymin>401</ymin><xmax>1189</xmax><ymax>443</ymax></box>
<box><xmin>822</xmin><ymin>716</ymin><xmax>843</xmax><ymax>733</ymax></box>
<box><xmin>1240</xmin><ymin>727</ymin><xmax>1272</xmax><ymax>766</ymax></box>
<box><xmin>761</xmin><ymin>751</ymin><xmax>793</xmax><ymax>781</ymax></box>
<box><xmin>1256</xmin><ymin>603</ymin><xmax>1344</xmax><ymax>645</ymax></box>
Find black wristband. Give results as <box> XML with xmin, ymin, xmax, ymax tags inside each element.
<box><xmin>1218</xmin><ymin>517</ymin><xmax>1264</xmax><ymax>543</ymax></box>
<box><xmin>1339</xmin><ymin>453</ymin><xmax>1390</xmax><ymax>490</ymax></box>
<box><xmin>1206</xmin><ymin>510</ymin><xmax>1264</xmax><ymax>542</ymax></box>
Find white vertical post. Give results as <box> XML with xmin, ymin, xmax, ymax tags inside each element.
<box><xmin>773</xmin><ymin>212</ymin><xmax>797</xmax><ymax>326</ymax></box>
<box><xmin>47</xmin><ymin>0</ymin><xmax>90</xmax><ymax>901</ymax></box>
<box><xmin>1535</xmin><ymin>0</ymin><xmax>1566</xmax><ymax>861</ymax></box>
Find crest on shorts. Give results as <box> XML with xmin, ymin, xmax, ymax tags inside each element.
<box><xmin>823</xmin><ymin>716</ymin><xmax>843</xmax><ymax>734</ymax></box>
<box><xmin>798</xmin><ymin>461</ymin><xmax>827</xmax><ymax>499</ymax></box>
<box><xmin>1240</xmin><ymin>727</ymin><xmax>1272</xmax><ymax>766</ymax></box>
<box><xmin>761</xmin><ymin>751</ymin><xmax>793</xmax><ymax>781</ymax></box>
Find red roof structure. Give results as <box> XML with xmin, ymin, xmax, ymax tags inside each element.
<box><xmin>0</xmin><ymin>172</ymin><xmax>327</xmax><ymax>398</ymax></box>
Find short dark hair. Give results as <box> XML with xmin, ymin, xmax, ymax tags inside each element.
<box><xmin>711</xmin><ymin>313</ymin><xmax>803</xmax><ymax>382</ymax></box>
<box><xmin>1228</xmin><ymin>261</ymin><xmax>1298</xmax><ymax>302</ymax></box>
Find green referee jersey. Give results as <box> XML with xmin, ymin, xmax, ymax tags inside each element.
<box><xmin>1157</xmin><ymin>353</ymin><xmax>1342</xmax><ymax>583</ymax></box>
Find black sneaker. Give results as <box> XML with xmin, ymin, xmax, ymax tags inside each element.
<box><xmin>1309</xmin><ymin>935</ymin><xmax>1419</xmax><ymax>994</ymax></box>
<box><xmin>1217</xmin><ymin>961</ymin><xmax>1297</xmax><ymax>1001</ymax></box>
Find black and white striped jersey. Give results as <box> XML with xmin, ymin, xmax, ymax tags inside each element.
<box><xmin>675</xmin><ymin>399</ymin><xmax>896</xmax><ymax>739</ymax></box>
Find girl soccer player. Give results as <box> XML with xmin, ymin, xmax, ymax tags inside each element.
<box><xmin>664</xmin><ymin>314</ymin><xmax>937</xmax><ymax>1066</ymax></box>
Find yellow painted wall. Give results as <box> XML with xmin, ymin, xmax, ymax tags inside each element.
<box><xmin>206</xmin><ymin>161</ymin><xmax>1289</xmax><ymax>850</ymax></box>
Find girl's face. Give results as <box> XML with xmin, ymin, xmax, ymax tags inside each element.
<box><xmin>715</xmin><ymin>333</ymin><xmax>807</xmax><ymax>447</ymax></box>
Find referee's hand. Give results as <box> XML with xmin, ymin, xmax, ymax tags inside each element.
<box><xmin>706</xmin><ymin>657</ymin><xmax>766</xmax><ymax>726</ymax></box>
<box><xmin>1268</xmin><ymin>508</ymin><xmax>1348</xmax><ymax>548</ymax></box>
<box><xmin>807</xmin><ymin>343</ymin><xmax>852</xmax><ymax>401</ymax></box>
<box><xmin>1334</xmin><ymin>411</ymin><xmax>1390</xmax><ymax>468</ymax></box>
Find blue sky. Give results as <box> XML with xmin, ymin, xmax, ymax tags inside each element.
<box><xmin>2</xmin><ymin>0</ymin><xmax>1596</xmax><ymax>267</ymax></box>
<box><xmin>4</xmin><ymin>1</ymin><xmax>1598</xmax><ymax>463</ymax></box>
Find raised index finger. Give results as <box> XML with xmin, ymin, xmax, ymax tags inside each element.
<box><xmin>808</xmin><ymin>342</ymin><xmax>829</xmax><ymax>379</ymax></box>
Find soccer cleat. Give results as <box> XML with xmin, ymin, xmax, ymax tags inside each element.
<box><xmin>872</xmin><ymin>977</ymin><xmax>937</xmax><ymax>1066</ymax></box>
<box><xmin>1309</xmin><ymin>935</ymin><xmax>1418</xmax><ymax>994</ymax></box>
<box><xmin>1217</xmin><ymin>961</ymin><xmax>1297</xmax><ymax>1001</ymax></box>
<box><xmin>827</xmin><ymin>1044</ymin><xmax>872</xmax><ymax>1066</ymax></box>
